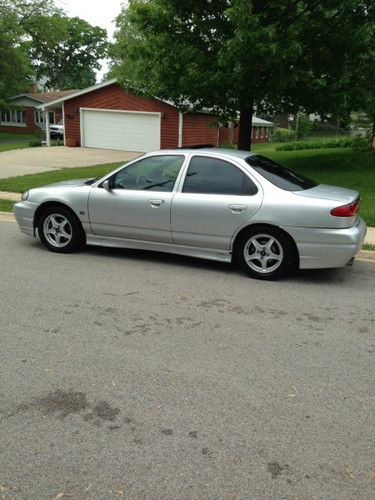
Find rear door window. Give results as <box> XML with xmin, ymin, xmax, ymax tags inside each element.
<box><xmin>182</xmin><ymin>156</ymin><xmax>258</xmax><ymax>195</ymax></box>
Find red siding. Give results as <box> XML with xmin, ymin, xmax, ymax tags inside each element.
<box><xmin>182</xmin><ymin>113</ymin><xmax>219</xmax><ymax>147</ymax></box>
<box><xmin>64</xmin><ymin>83</ymin><xmax>179</xmax><ymax>149</ymax></box>
<box><xmin>0</xmin><ymin>107</ymin><xmax>39</xmax><ymax>134</ymax></box>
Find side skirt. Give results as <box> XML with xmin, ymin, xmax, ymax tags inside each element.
<box><xmin>86</xmin><ymin>234</ymin><xmax>232</xmax><ymax>263</ymax></box>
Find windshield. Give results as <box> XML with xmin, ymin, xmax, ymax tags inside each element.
<box><xmin>246</xmin><ymin>155</ymin><xmax>317</xmax><ymax>191</ymax></box>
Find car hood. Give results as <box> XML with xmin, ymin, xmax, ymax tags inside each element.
<box><xmin>294</xmin><ymin>184</ymin><xmax>359</xmax><ymax>203</ymax></box>
<box><xmin>44</xmin><ymin>178</ymin><xmax>94</xmax><ymax>189</ymax></box>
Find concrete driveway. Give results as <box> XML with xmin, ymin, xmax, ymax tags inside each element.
<box><xmin>0</xmin><ymin>146</ymin><xmax>142</xmax><ymax>178</ymax></box>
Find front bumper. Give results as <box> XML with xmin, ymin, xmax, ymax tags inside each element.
<box><xmin>282</xmin><ymin>217</ymin><xmax>367</xmax><ymax>269</ymax></box>
<box><xmin>13</xmin><ymin>201</ymin><xmax>39</xmax><ymax>237</ymax></box>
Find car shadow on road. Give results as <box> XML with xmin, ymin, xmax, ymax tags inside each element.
<box><xmin>83</xmin><ymin>244</ymin><xmax>350</xmax><ymax>283</ymax></box>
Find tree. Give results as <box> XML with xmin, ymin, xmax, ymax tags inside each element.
<box><xmin>0</xmin><ymin>0</ymin><xmax>58</xmax><ymax>105</ymax></box>
<box><xmin>111</xmin><ymin>0</ymin><xmax>374</xmax><ymax>150</ymax></box>
<box><xmin>0</xmin><ymin>15</ymin><xmax>31</xmax><ymax>105</ymax></box>
<box><xmin>27</xmin><ymin>15</ymin><xmax>108</xmax><ymax>89</ymax></box>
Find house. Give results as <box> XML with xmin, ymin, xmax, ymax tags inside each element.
<box><xmin>0</xmin><ymin>88</ymin><xmax>77</xmax><ymax>135</ymax></box>
<box><xmin>219</xmin><ymin>117</ymin><xmax>274</xmax><ymax>146</ymax></box>
<box><xmin>6</xmin><ymin>79</ymin><xmax>273</xmax><ymax>150</ymax></box>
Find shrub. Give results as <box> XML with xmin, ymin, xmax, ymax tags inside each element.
<box><xmin>351</xmin><ymin>135</ymin><xmax>371</xmax><ymax>152</ymax></box>
<box><xmin>275</xmin><ymin>136</ymin><xmax>361</xmax><ymax>151</ymax></box>
<box><xmin>29</xmin><ymin>139</ymin><xmax>42</xmax><ymax>147</ymax></box>
<box><xmin>271</xmin><ymin>127</ymin><xmax>295</xmax><ymax>142</ymax></box>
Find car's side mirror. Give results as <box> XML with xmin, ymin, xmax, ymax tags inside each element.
<box><xmin>102</xmin><ymin>179</ymin><xmax>112</xmax><ymax>191</ymax></box>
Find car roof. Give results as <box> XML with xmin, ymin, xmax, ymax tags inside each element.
<box><xmin>155</xmin><ymin>148</ymin><xmax>257</xmax><ymax>160</ymax></box>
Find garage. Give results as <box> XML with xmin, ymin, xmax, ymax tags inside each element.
<box><xmin>81</xmin><ymin>108</ymin><xmax>161</xmax><ymax>152</ymax></box>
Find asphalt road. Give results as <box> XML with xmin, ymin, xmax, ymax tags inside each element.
<box><xmin>1</xmin><ymin>220</ymin><xmax>374</xmax><ymax>500</ymax></box>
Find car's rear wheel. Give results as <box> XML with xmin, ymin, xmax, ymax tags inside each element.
<box><xmin>235</xmin><ymin>226</ymin><xmax>294</xmax><ymax>280</ymax></box>
<box><xmin>37</xmin><ymin>206</ymin><xmax>85</xmax><ymax>253</ymax></box>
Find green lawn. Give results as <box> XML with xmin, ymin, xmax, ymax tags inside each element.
<box><xmin>0</xmin><ymin>162</ymin><xmax>123</xmax><ymax>193</ymax></box>
<box><xmin>0</xmin><ymin>132</ymin><xmax>35</xmax><ymax>142</ymax></box>
<box><xmin>253</xmin><ymin>146</ymin><xmax>375</xmax><ymax>226</ymax></box>
<box><xmin>0</xmin><ymin>145</ymin><xmax>374</xmax><ymax>225</ymax></box>
<box><xmin>0</xmin><ymin>132</ymin><xmax>35</xmax><ymax>152</ymax></box>
<box><xmin>0</xmin><ymin>142</ymin><xmax>30</xmax><ymax>152</ymax></box>
<box><xmin>0</xmin><ymin>200</ymin><xmax>15</xmax><ymax>212</ymax></box>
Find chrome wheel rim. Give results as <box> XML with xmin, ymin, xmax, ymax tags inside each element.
<box><xmin>244</xmin><ymin>234</ymin><xmax>283</xmax><ymax>274</ymax></box>
<box><xmin>43</xmin><ymin>214</ymin><xmax>72</xmax><ymax>248</ymax></box>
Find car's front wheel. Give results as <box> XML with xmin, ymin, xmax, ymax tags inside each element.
<box><xmin>235</xmin><ymin>226</ymin><xmax>295</xmax><ymax>280</ymax></box>
<box><xmin>37</xmin><ymin>206</ymin><xmax>85</xmax><ymax>253</ymax></box>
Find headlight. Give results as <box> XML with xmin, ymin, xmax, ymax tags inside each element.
<box><xmin>21</xmin><ymin>190</ymin><xmax>29</xmax><ymax>201</ymax></box>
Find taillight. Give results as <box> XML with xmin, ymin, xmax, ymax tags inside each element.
<box><xmin>330</xmin><ymin>199</ymin><xmax>360</xmax><ymax>217</ymax></box>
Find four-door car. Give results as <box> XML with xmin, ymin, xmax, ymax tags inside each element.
<box><xmin>13</xmin><ymin>148</ymin><xmax>366</xmax><ymax>279</ymax></box>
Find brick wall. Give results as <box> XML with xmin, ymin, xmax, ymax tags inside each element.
<box><xmin>182</xmin><ymin>113</ymin><xmax>219</xmax><ymax>147</ymax></box>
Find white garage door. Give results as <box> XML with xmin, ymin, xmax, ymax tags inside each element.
<box><xmin>81</xmin><ymin>109</ymin><xmax>161</xmax><ymax>152</ymax></box>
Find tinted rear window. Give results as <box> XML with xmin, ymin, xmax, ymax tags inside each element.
<box><xmin>246</xmin><ymin>155</ymin><xmax>317</xmax><ymax>191</ymax></box>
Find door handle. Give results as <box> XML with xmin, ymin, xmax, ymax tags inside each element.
<box><xmin>228</xmin><ymin>204</ymin><xmax>247</xmax><ymax>213</ymax></box>
<box><xmin>149</xmin><ymin>199</ymin><xmax>164</xmax><ymax>208</ymax></box>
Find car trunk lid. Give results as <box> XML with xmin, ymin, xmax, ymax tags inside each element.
<box><xmin>294</xmin><ymin>184</ymin><xmax>359</xmax><ymax>204</ymax></box>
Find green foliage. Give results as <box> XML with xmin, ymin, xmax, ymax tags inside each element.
<box><xmin>271</xmin><ymin>128</ymin><xmax>295</xmax><ymax>143</ymax></box>
<box><xmin>29</xmin><ymin>139</ymin><xmax>42</xmax><ymax>147</ymax></box>
<box><xmin>294</xmin><ymin>115</ymin><xmax>315</xmax><ymax>138</ymax></box>
<box><xmin>276</xmin><ymin>135</ymin><xmax>372</xmax><ymax>152</ymax></box>
<box><xmin>276</xmin><ymin>137</ymin><xmax>354</xmax><ymax>151</ymax></box>
<box><xmin>27</xmin><ymin>15</ymin><xmax>108</xmax><ymax>89</ymax></box>
<box><xmin>0</xmin><ymin>1</ymin><xmax>61</xmax><ymax>104</ymax></box>
<box><xmin>111</xmin><ymin>1</ymin><xmax>374</xmax><ymax>151</ymax></box>
<box><xmin>0</xmin><ymin>10</ymin><xmax>31</xmax><ymax>104</ymax></box>
<box><xmin>351</xmin><ymin>135</ymin><xmax>372</xmax><ymax>152</ymax></box>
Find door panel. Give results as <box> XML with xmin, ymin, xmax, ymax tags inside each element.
<box><xmin>171</xmin><ymin>155</ymin><xmax>263</xmax><ymax>250</ymax></box>
<box><xmin>88</xmin><ymin>154</ymin><xmax>186</xmax><ymax>243</ymax></box>
<box><xmin>88</xmin><ymin>188</ymin><xmax>173</xmax><ymax>243</ymax></box>
<box><xmin>171</xmin><ymin>192</ymin><xmax>263</xmax><ymax>249</ymax></box>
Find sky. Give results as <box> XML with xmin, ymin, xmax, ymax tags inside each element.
<box><xmin>56</xmin><ymin>0</ymin><xmax>126</xmax><ymax>79</ymax></box>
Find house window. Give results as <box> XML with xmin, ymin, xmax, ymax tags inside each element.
<box><xmin>35</xmin><ymin>110</ymin><xmax>55</xmax><ymax>125</ymax></box>
<box><xmin>0</xmin><ymin>109</ymin><xmax>26</xmax><ymax>127</ymax></box>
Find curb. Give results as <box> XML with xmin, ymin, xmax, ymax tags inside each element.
<box><xmin>0</xmin><ymin>211</ymin><xmax>15</xmax><ymax>222</ymax></box>
<box><xmin>357</xmin><ymin>250</ymin><xmax>375</xmax><ymax>261</ymax></box>
<box><xmin>0</xmin><ymin>211</ymin><xmax>374</xmax><ymax>261</ymax></box>
<box><xmin>0</xmin><ymin>191</ymin><xmax>21</xmax><ymax>201</ymax></box>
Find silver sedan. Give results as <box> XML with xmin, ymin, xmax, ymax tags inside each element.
<box><xmin>13</xmin><ymin>148</ymin><xmax>366</xmax><ymax>279</ymax></box>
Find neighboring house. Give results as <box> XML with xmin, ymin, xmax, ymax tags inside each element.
<box><xmin>35</xmin><ymin>79</ymin><xmax>273</xmax><ymax>151</ymax></box>
<box><xmin>219</xmin><ymin>117</ymin><xmax>274</xmax><ymax>146</ymax></box>
<box><xmin>0</xmin><ymin>89</ymin><xmax>77</xmax><ymax>135</ymax></box>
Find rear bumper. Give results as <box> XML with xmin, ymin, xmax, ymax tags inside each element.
<box><xmin>282</xmin><ymin>217</ymin><xmax>367</xmax><ymax>269</ymax></box>
<box><xmin>13</xmin><ymin>201</ymin><xmax>38</xmax><ymax>237</ymax></box>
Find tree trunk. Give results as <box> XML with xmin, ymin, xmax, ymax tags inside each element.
<box><xmin>294</xmin><ymin>112</ymin><xmax>300</xmax><ymax>140</ymax></box>
<box><xmin>237</xmin><ymin>103</ymin><xmax>253</xmax><ymax>151</ymax></box>
<box><xmin>372</xmin><ymin>121</ymin><xmax>375</xmax><ymax>150</ymax></box>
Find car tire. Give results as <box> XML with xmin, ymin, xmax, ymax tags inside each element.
<box><xmin>37</xmin><ymin>206</ymin><xmax>85</xmax><ymax>253</ymax></box>
<box><xmin>235</xmin><ymin>226</ymin><xmax>295</xmax><ymax>280</ymax></box>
